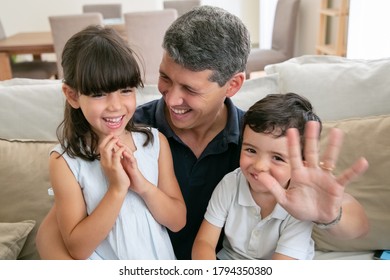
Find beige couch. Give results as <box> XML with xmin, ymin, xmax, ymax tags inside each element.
<box><xmin>1</xmin><ymin>55</ymin><xmax>389</xmax><ymax>260</ymax></box>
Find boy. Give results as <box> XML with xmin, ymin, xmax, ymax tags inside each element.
<box><xmin>192</xmin><ymin>93</ymin><xmax>320</xmax><ymax>260</ymax></box>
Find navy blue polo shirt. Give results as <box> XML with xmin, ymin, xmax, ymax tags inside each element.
<box><xmin>134</xmin><ymin>98</ymin><xmax>244</xmax><ymax>260</ymax></box>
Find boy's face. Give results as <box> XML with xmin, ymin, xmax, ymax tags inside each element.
<box><xmin>157</xmin><ymin>52</ymin><xmax>230</xmax><ymax>131</ymax></box>
<box><xmin>240</xmin><ymin>125</ymin><xmax>292</xmax><ymax>194</ymax></box>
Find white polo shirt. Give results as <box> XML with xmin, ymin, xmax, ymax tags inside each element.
<box><xmin>204</xmin><ymin>168</ymin><xmax>314</xmax><ymax>260</ymax></box>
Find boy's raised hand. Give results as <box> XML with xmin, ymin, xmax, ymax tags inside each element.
<box><xmin>264</xmin><ymin>121</ymin><xmax>368</xmax><ymax>226</ymax></box>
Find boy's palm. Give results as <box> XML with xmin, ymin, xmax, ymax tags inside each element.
<box><xmin>263</xmin><ymin>122</ymin><xmax>368</xmax><ymax>223</ymax></box>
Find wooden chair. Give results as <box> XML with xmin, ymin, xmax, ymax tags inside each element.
<box><xmin>246</xmin><ymin>0</ymin><xmax>300</xmax><ymax>78</ymax></box>
<box><xmin>123</xmin><ymin>9</ymin><xmax>178</xmax><ymax>84</ymax></box>
<box><xmin>163</xmin><ymin>0</ymin><xmax>201</xmax><ymax>17</ymax></box>
<box><xmin>49</xmin><ymin>13</ymin><xmax>104</xmax><ymax>78</ymax></box>
<box><xmin>82</xmin><ymin>3</ymin><xmax>122</xmax><ymax>20</ymax></box>
<box><xmin>0</xmin><ymin>19</ymin><xmax>57</xmax><ymax>79</ymax></box>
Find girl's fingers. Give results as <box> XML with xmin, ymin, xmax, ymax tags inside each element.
<box><xmin>112</xmin><ymin>146</ymin><xmax>126</xmax><ymax>160</ymax></box>
<box><xmin>99</xmin><ymin>134</ymin><xmax>118</xmax><ymax>155</ymax></box>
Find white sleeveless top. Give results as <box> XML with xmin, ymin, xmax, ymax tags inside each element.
<box><xmin>52</xmin><ymin>128</ymin><xmax>176</xmax><ymax>259</ymax></box>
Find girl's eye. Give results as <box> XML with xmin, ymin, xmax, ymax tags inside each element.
<box><xmin>120</xmin><ymin>88</ymin><xmax>134</xmax><ymax>95</ymax></box>
<box><xmin>91</xmin><ymin>92</ymin><xmax>106</xmax><ymax>98</ymax></box>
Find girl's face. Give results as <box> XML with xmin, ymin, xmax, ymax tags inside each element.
<box><xmin>240</xmin><ymin>125</ymin><xmax>291</xmax><ymax>194</ymax></box>
<box><xmin>77</xmin><ymin>88</ymin><xmax>137</xmax><ymax>140</ymax></box>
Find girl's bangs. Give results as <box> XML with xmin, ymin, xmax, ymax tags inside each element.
<box><xmin>77</xmin><ymin>44</ymin><xmax>142</xmax><ymax>95</ymax></box>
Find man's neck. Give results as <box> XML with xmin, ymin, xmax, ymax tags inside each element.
<box><xmin>170</xmin><ymin>104</ymin><xmax>228</xmax><ymax>158</ymax></box>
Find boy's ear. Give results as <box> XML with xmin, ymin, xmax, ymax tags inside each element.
<box><xmin>62</xmin><ymin>84</ymin><xmax>80</xmax><ymax>109</ymax></box>
<box><xmin>225</xmin><ymin>72</ymin><xmax>245</xmax><ymax>98</ymax></box>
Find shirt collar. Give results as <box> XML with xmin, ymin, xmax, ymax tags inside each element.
<box><xmin>224</xmin><ymin>98</ymin><xmax>243</xmax><ymax>145</ymax></box>
<box><xmin>237</xmin><ymin>170</ymin><xmax>289</xmax><ymax>220</ymax></box>
<box><xmin>154</xmin><ymin>98</ymin><xmax>175</xmax><ymax>138</ymax></box>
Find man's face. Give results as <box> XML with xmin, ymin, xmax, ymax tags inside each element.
<box><xmin>157</xmin><ymin>52</ymin><xmax>229</xmax><ymax>131</ymax></box>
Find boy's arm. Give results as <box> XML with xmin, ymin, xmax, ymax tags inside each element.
<box><xmin>272</xmin><ymin>253</ymin><xmax>296</xmax><ymax>260</ymax></box>
<box><xmin>192</xmin><ymin>220</ymin><xmax>222</xmax><ymax>260</ymax></box>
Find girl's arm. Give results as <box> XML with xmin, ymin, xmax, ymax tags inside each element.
<box><xmin>121</xmin><ymin>132</ymin><xmax>186</xmax><ymax>232</ymax></box>
<box><xmin>192</xmin><ymin>219</ymin><xmax>222</xmax><ymax>260</ymax></box>
<box><xmin>52</xmin><ymin>136</ymin><xmax>130</xmax><ymax>259</ymax></box>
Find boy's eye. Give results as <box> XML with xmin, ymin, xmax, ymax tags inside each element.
<box><xmin>245</xmin><ymin>148</ymin><xmax>256</xmax><ymax>154</ymax></box>
<box><xmin>273</xmin><ymin>155</ymin><xmax>286</xmax><ymax>162</ymax></box>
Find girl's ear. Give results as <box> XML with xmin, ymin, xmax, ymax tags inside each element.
<box><xmin>62</xmin><ymin>84</ymin><xmax>80</xmax><ymax>109</ymax></box>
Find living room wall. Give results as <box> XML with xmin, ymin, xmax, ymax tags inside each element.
<box><xmin>0</xmin><ymin>0</ymin><xmax>320</xmax><ymax>57</ymax></box>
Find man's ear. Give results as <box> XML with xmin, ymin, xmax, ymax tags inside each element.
<box><xmin>62</xmin><ymin>84</ymin><xmax>80</xmax><ymax>109</ymax></box>
<box><xmin>225</xmin><ymin>72</ymin><xmax>245</xmax><ymax>98</ymax></box>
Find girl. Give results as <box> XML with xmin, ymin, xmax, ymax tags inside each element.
<box><xmin>48</xmin><ymin>25</ymin><xmax>186</xmax><ymax>259</ymax></box>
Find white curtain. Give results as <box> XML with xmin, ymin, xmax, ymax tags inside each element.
<box><xmin>347</xmin><ymin>0</ymin><xmax>390</xmax><ymax>59</ymax></box>
<box><xmin>259</xmin><ymin>0</ymin><xmax>278</xmax><ymax>49</ymax></box>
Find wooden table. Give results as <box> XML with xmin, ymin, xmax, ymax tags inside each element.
<box><xmin>0</xmin><ymin>31</ymin><xmax>55</xmax><ymax>81</ymax></box>
<box><xmin>0</xmin><ymin>25</ymin><xmax>127</xmax><ymax>81</ymax></box>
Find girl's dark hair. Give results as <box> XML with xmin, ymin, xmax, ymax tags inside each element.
<box><xmin>59</xmin><ymin>25</ymin><xmax>152</xmax><ymax>161</ymax></box>
<box><xmin>243</xmin><ymin>93</ymin><xmax>322</xmax><ymax>153</ymax></box>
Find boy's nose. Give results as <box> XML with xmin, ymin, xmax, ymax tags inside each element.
<box><xmin>253</xmin><ymin>158</ymin><xmax>269</xmax><ymax>172</ymax></box>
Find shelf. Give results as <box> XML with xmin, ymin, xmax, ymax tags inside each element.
<box><xmin>316</xmin><ymin>44</ymin><xmax>346</xmax><ymax>56</ymax></box>
<box><xmin>316</xmin><ymin>0</ymin><xmax>349</xmax><ymax>56</ymax></box>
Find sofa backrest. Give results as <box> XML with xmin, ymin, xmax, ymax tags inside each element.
<box><xmin>0</xmin><ymin>79</ymin><xmax>64</xmax><ymax>141</ymax></box>
<box><xmin>265</xmin><ymin>55</ymin><xmax>390</xmax><ymax>253</ymax></box>
<box><xmin>0</xmin><ymin>75</ymin><xmax>280</xmax><ymax>142</ymax></box>
<box><xmin>265</xmin><ymin>55</ymin><xmax>390</xmax><ymax>121</ymax></box>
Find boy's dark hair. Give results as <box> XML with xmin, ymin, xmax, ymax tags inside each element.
<box><xmin>243</xmin><ymin>93</ymin><xmax>322</xmax><ymax>149</ymax></box>
<box><xmin>59</xmin><ymin>25</ymin><xmax>152</xmax><ymax>161</ymax></box>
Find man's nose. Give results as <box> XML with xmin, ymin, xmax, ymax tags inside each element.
<box><xmin>163</xmin><ymin>86</ymin><xmax>184</xmax><ymax>106</ymax></box>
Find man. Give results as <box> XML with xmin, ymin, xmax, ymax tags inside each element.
<box><xmin>133</xmin><ymin>5</ymin><xmax>369</xmax><ymax>260</ymax></box>
<box><xmin>37</xmin><ymin>6</ymin><xmax>369</xmax><ymax>260</ymax></box>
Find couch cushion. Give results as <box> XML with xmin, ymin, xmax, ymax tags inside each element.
<box><xmin>136</xmin><ymin>85</ymin><xmax>162</xmax><ymax>106</ymax></box>
<box><xmin>313</xmin><ymin>114</ymin><xmax>390</xmax><ymax>251</ymax></box>
<box><xmin>231</xmin><ymin>73</ymin><xmax>279</xmax><ymax>111</ymax></box>
<box><xmin>0</xmin><ymin>139</ymin><xmax>56</xmax><ymax>259</ymax></box>
<box><xmin>0</xmin><ymin>220</ymin><xmax>36</xmax><ymax>260</ymax></box>
<box><xmin>0</xmin><ymin>79</ymin><xmax>64</xmax><ymax>141</ymax></box>
<box><xmin>265</xmin><ymin>55</ymin><xmax>390</xmax><ymax>121</ymax></box>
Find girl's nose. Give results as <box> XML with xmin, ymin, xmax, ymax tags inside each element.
<box><xmin>107</xmin><ymin>92</ymin><xmax>122</xmax><ymax>110</ymax></box>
